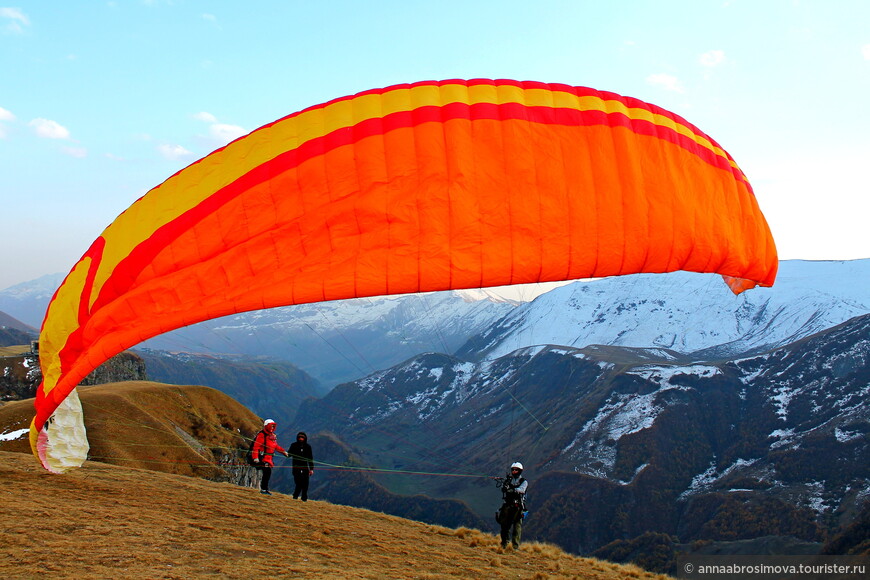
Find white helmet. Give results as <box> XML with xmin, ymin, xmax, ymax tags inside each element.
<box><xmin>264</xmin><ymin>419</ymin><xmax>276</xmax><ymax>427</ymax></box>
<box><xmin>511</xmin><ymin>462</ymin><xmax>523</xmax><ymax>471</ymax></box>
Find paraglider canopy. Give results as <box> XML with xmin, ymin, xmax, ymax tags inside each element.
<box><xmin>32</xmin><ymin>79</ymin><xmax>777</xmax><ymax>473</ymax></box>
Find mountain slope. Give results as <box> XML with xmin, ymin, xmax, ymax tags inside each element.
<box><xmin>297</xmin><ymin>312</ymin><xmax>870</xmax><ymax>563</ymax></box>
<box><xmin>0</xmin><ymin>452</ymin><xmax>669</xmax><ymax>580</ymax></box>
<box><xmin>0</xmin><ymin>273</ymin><xmax>63</xmax><ymax>327</ymax></box>
<box><xmin>0</xmin><ymin>310</ymin><xmax>36</xmax><ymax>348</ymax></box>
<box><xmin>0</xmin><ymin>381</ymin><xmax>262</xmax><ymax>481</ymax></box>
<box><xmin>0</xmin><ymin>310</ymin><xmax>36</xmax><ymax>334</ymax></box>
<box><xmin>137</xmin><ymin>349</ymin><xmax>325</xmax><ymax>423</ymax></box>
<box><xmin>458</xmin><ymin>260</ymin><xmax>870</xmax><ymax>361</ymax></box>
<box><xmin>0</xmin><ymin>380</ymin><xmax>494</xmax><ymax>532</ymax></box>
<box><xmin>140</xmin><ymin>290</ymin><xmax>516</xmax><ymax>387</ymax></box>
<box><xmin>4</xmin><ymin>260</ymin><xmax>867</xmax><ymax>389</ymax></box>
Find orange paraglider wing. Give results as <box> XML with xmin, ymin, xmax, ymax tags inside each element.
<box><xmin>32</xmin><ymin>79</ymin><xmax>777</xmax><ymax>472</ymax></box>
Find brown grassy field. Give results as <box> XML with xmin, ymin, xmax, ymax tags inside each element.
<box><xmin>0</xmin><ymin>381</ymin><xmax>673</xmax><ymax>578</ymax></box>
<box><xmin>0</xmin><ymin>381</ymin><xmax>262</xmax><ymax>478</ymax></box>
<box><xmin>0</xmin><ymin>345</ymin><xmax>30</xmax><ymax>357</ymax></box>
<box><xmin>0</xmin><ymin>452</ymin><xmax>673</xmax><ymax>579</ymax></box>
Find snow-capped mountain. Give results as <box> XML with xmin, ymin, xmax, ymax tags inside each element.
<box><xmin>0</xmin><ymin>273</ymin><xmax>64</xmax><ymax>328</ymax></box>
<box><xmin>4</xmin><ymin>259</ymin><xmax>867</xmax><ymax>388</ymax></box>
<box><xmin>298</xmin><ymin>312</ymin><xmax>870</xmax><ymax>557</ymax></box>
<box><xmin>140</xmin><ymin>289</ymin><xmax>517</xmax><ymax>387</ymax></box>
<box><xmin>458</xmin><ymin>259</ymin><xmax>870</xmax><ymax>361</ymax></box>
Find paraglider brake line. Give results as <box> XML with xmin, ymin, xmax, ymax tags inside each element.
<box><xmin>503</xmin><ymin>388</ymin><xmax>548</xmax><ymax>431</ymax></box>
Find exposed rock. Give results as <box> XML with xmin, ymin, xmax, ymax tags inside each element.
<box><xmin>1</xmin><ymin>350</ymin><xmax>148</xmax><ymax>401</ymax></box>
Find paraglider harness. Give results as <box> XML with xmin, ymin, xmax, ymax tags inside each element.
<box><xmin>246</xmin><ymin>430</ymin><xmax>267</xmax><ymax>468</ymax></box>
<box><xmin>494</xmin><ymin>474</ymin><xmax>528</xmax><ymax>523</ymax></box>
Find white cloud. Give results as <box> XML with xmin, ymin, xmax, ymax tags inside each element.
<box><xmin>646</xmin><ymin>73</ymin><xmax>685</xmax><ymax>93</ymax></box>
<box><xmin>0</xmin><ymin>7</ymin><xmax>29</xmax><ymax>33</ymax></box>
<box><xmin>210</xmin><ymin>123</ymin><xmax>246</xmax><ymax>144</ymax></box>
<box><xmin>29</xmin><ymin>118</ymin><xmax>71</xmax><ymax>139</ymax></box>
<box><xmin>157</xmin><ymin>143</ymin><xmax>194</xmax><ymax>161</ymax></box>
<box><xmin>193</xmin><ymin>111</ymin><xmax>217</xmax><ymax>123</ymax></box>
<box><xmin>193</xmin><ymin>111</ymin><xmax>247</xmax><ymax>146</ymax></box>
<box><xmin>699</xmin><ymin>49</ymin><xmax>726</xmax><ymax>67</ymax></box>
<box><xmin>862</xmin><ymin>44</ymin><xmax>870</xmax><ymax>60</ymax></box>
<box><xmin>0</xmin><ymin>106</ymin><xmax>12</xmax><ymax>138</ymax></box>
<box><xmin>61</xmin><ymin>146</ymin><xmax>87</xmax><ymax>158</ymax></box>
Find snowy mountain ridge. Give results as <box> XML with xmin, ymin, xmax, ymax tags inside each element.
<box><xmin>460</xmin><ymin>259</ymin><xmax>870</xmax><ymax>361</ymax></box>
<box><xmin>2</xmin><ymin>259</ymin><xmax>867</xmax><ymax>387</ymax></box>
<box><xmin>298</xmin><ymin>312</ymin><xmax>870</xmax><ymax>557</ymax></box>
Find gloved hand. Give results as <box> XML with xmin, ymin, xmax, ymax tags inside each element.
<box><xmin>253</xmin><ymin>458</ymin><xmax>260</xmax><ymax>464</ymax></box>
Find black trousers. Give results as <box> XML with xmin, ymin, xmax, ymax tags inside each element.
<box><xmin>260</xmin><ymin>465</ymin><xmax>272</xmax><ymax>490</ymax></box>
<box><xmin>292</xmin><ymin>467</ymin><xmax>310</xmax><ymax>500</ymax></box>
<box><xmin>499</xmin><ymin>503</ymin><xmax>523</xmax><ymax>547</ymax></box>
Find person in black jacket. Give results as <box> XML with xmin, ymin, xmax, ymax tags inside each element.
<box><xmin>497</xmin><ymin>461</ymin><xmax>528</xmax><ymax>550</ymax></box>
<box><xmin>288</xmin><ymin>431</ymin><xmax>314</xmax><ymax>501</ymax></box>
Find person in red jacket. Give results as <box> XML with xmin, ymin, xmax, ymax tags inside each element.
<box><xmin>252</xmin><ymin>419</ymin><xmax>288</xmax><ymax>495</ymax></box>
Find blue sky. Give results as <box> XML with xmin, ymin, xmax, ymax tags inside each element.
<box><xmin>1</xmin><ymin>0</ymin><xmax>869</xmax><ymax>291</ymax></box>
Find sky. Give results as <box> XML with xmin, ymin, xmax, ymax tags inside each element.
<box><xmin>1</xmin><ymin>0</ymin><xmax>869</xmax><ymax>293</ymax></box>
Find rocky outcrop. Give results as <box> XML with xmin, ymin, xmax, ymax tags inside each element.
<box><xmin>80</xmin><ymin>351</ymin><xmax>148</xmax><ymax>386</ymax></box>
<box><xmin>0</xmin><ymin>352</ymin><xmax>40</xmax><ymax>400</ymax></box>
<box><xmin>216</xmin><ymin>452</ymin><xmax>262</xmax><ymax>489</ymax></box>
<box><xmin>1</xmin><ymin>350</ymin><xmax>148</xmax><ymax>401</ymax></box>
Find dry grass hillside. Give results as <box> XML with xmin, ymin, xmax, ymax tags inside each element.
<box><xmin>0</xmin><ymin>381</ymin><xmax>261</xmax><ymax>479</ymax></box>
<box><xmin>0</xmin><ymin>452</ymin><xmax>673</xmax><ymax>579</ymax></box>
<box><xmin>0</xmin><ymin>345</ymin><xmax>30</xmax><ymax>356</ymax></box>
<box><xmin>0</xmin><ymin>381</ymin><xmax>674</xmax><ymax>578</ymax></box>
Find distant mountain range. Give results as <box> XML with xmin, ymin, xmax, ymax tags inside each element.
<box><xmin>2</xmin><ymin>260</ymin><xmax>869</xmax><ymax>390</ymax></box>
<box><xmin>138</xmin><ymin>289</ymin><xmax>516</xmax><ymax>387</ymax></box>
<box><xmin>0</xmin><ymin>273</ymin><xmax>63</xmax><ymax>328</ymax></box>
<box><xmin>137</xmin><ymin>349</ymin><xmax>327</xmax><ymax>423</ymax></box>
<box><xmin>458</xmin><ymin>260</ymin><xmax>870</xmax><ymax>361</ymax></box>
<box><xmin>2</xmin><ymin>259</ymin><xmax>867</xmax><ymax>573</ymax></box>
<box><xmin>297</xmin><ymin>312</ymin><xmax>870</xmax><ymax>568</ymax></box>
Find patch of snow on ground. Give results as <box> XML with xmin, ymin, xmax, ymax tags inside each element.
<box><xmin>681</xmin><ymin>458</ymin><xmax>760</xmax><ymax>498</ymax></box>
<box><xmin>806</xmin><ymin>481</ymin><xmax>829</xmax><ymax>513</ymax></box>
<box><xmin>571</xmin><ymin>443</ymin><xmax>617</xmax><ymax>478</ymax></box>
<box><xmin>628</xmin><ymin>364</ymin><xmax>721</xmax><ymax>384</ymax></box>
<box><xmin>356</xmin><ymin>372</ymin><xmax>386</xmax><ymax>392</ymax></box>
<box><xmin>736</xmin><ymin>355</ymin><xmax>770</xmax><ymax>384</ymax></box>
<box><xmin>601</xmin><ymin>393</ymin><xmax>661</xmax><ymax>440</ymax></box>
<box><xmin>681</xmin><ymin>461</ymin><xmax>719</xmax><ymax>498</ymax></box>
<box><xmin>428</xmin><ymin>368</ymin><xmax>443</xmax><ymax>381</ymax></box>
<box><xmin>452</xmin><ymin>362</ymin><xmax>475</xmax><ymax>376</ymax></box>
<box><xmin>547</xmin><ymin>348</ymin><xmax>573</xmax><ymax>356</ymax></box>
<box><xmin>361</xmin><ymin>400</ymin><xmax>404</xmax><ymax>423</ymax></box>
<box><xmin>0</xmin><ymin>428</ymin><xmax>29</xmax><ymax>442</ymax></box>
<box><xmin>770</xmin><ymin>383</ymin><xmax>797</xmax><ymax>420</ymax></box>
<box><xmin>618</xmin><ymin>463</ymin><xmax>649</xmax><ymax>485</ymax></box>
<box><xmin>834</xmin><ymin>426</ymin><xmax>864</xmax><ymax>443</ymax></box>
<box><xmin>444</xmin><ymin>363</ymin><xmax>479</xmax><ymax>405</ymax></box>
<box><xmin>769</xmin><ymin>428</ymin><xmax>796</xmax><ymax>449</ymax></box>
<box><xmin>562</xmin><ymin>387</ymin><xmax>671</xmax><ymax>476</ymax></box>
